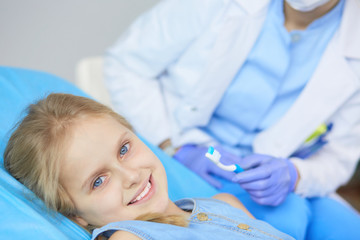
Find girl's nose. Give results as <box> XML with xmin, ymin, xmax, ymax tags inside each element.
<box><xmin>119</xmin><ymin>165</ymin><xmax>141</xmax><ymax>189</ymax></box>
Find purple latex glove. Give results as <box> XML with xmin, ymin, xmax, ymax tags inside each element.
<box><xmin>173</xmin><ymin>144</ymin><xmax>240</xmax><ymax>189</ymax></box>
<box><xmin>232</xmin><ymin>154</ymin><xmax>298</xmax><ymax>206</ymax></box>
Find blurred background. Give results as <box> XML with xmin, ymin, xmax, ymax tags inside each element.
<box><xmin>0</xmin><ymin>0</ymin><xmax>159</xmax><ymax>83</ymax></box>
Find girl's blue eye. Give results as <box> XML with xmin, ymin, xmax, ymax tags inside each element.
<box><xmin>120</xmin><ymin>143</ymin><xmax>130</xmax><ymax>156</ymax></box>
<box><xmin>93</xmin><ymin>176</ymin><xmax>105</xmax><ymax>189</ymax></box>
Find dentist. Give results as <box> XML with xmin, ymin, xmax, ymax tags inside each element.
<box><xmin>105</xmin><ymin>0</ymin><xmax>360</xmax><ymax>239</ymax></box>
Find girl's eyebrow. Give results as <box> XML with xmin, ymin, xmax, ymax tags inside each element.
<box><xmin>80</xmin><ymin>131</ymin><xmax>130</xmax><ymax>192</ymax></box>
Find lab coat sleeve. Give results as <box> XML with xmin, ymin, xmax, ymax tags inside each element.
<box><xmin>291</xmin><ymin>91</ymin><xmax>360</xmax><ymax>197</ymax></box>
<box><xmin>104</xmin><ymin>0</ymin><xmax>227</xmax><ymax>146</ymax></box>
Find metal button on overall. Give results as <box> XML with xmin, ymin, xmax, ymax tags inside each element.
<box><xmin>237</xmin><ymin>223</ymin><xmax>250</xmax><ymax>230</ymax></box>
<box><xmin>197</xmin><ymin>213</ymin><xmax>209</xmax><ymax>221</ymax></box>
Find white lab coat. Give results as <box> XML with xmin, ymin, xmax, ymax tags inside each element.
<box><xmin>104</xmin><ymin>0</ymin><xmax>360</xmax><ymax>197</ymax></box>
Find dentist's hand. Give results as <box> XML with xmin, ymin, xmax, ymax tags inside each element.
<box><xmin>232</xmin><ymin>154</ymin><xmax>298</xmax><ymax>206</ymax></box>
<box><xmin>173</xmin><ymin>144</ymin><xmax>240</xmax><ymax>189</ymax></box>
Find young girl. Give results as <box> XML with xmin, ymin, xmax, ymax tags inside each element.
<box><xmin>4</xmin><ymin>93</ymin><xmax>294</xmax><ymax>240</ymax></box>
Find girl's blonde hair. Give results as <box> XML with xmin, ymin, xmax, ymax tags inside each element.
<box><xmin>4</xmin><ymin>93</ymin><xmax>187</xmax><ymax>230</ymax></box>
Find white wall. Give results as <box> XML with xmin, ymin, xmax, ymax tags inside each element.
<box><xmin>0</xmin><ymin>0</ymin><xmax>159</xmax><ymax>83</ymax></box>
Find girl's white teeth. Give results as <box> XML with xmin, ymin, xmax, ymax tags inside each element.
<box><xmin>131</xmin><ymin>181</ymin><xmax>151</xmax><ymax>204</ymax></box>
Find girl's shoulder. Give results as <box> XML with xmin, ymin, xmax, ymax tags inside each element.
<box><xmin>108</xmin><ymin>230</ymin><xmax>142</xmax><ymax>240</ymax></box>
<box><xmin>212</xmin><ymin>193</ymin><xmax>254</xmax><ymax>218</ymax></box>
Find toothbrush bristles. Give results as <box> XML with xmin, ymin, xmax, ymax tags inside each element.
<box><xmin>205</xmin><ymin>147</ymin><xmax>221</xmax><ymax>163</ymax></box>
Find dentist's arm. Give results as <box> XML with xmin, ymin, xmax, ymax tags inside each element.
<box><xmin>292</xmin><ymin>92</ymin><xmax>360</xmax><ymax>197</ymax></box>
<box><xmin>104</xmin><ymin>0</ymin><xmax>225</xmax><ymax>146</ymax></box>
<box><xmin>236</xmin><ymin>91</ymin><xmax>360</xmax><ymax>201</ymax></box>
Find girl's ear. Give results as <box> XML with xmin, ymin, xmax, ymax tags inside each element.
<box><xmin>72</xmin><ymin>216</ymin><xmax>89</xmax><ymax>228</ymax></box>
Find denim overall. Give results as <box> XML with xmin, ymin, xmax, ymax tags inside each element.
<box><xmin>91</xmin><ymin>198</ymin><xmax>294</xmax><ymax>240</ymax></box>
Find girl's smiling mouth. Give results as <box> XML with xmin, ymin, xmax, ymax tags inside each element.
<box><xmin>128</xmin><ymin>175</ymin><xmax>155</xmax><ymax>205</ymax></box>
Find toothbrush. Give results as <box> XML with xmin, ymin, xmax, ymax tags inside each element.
<box><xmin>205</xmin><ymin>146</ymin><xmax>244</xmax><ymax>173</ymax></box>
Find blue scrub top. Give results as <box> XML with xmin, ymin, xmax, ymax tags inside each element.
<box><xmin>202</xmin><ymin>0</ymin><xmax>344</xmax><ymax>156</ymax></box>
